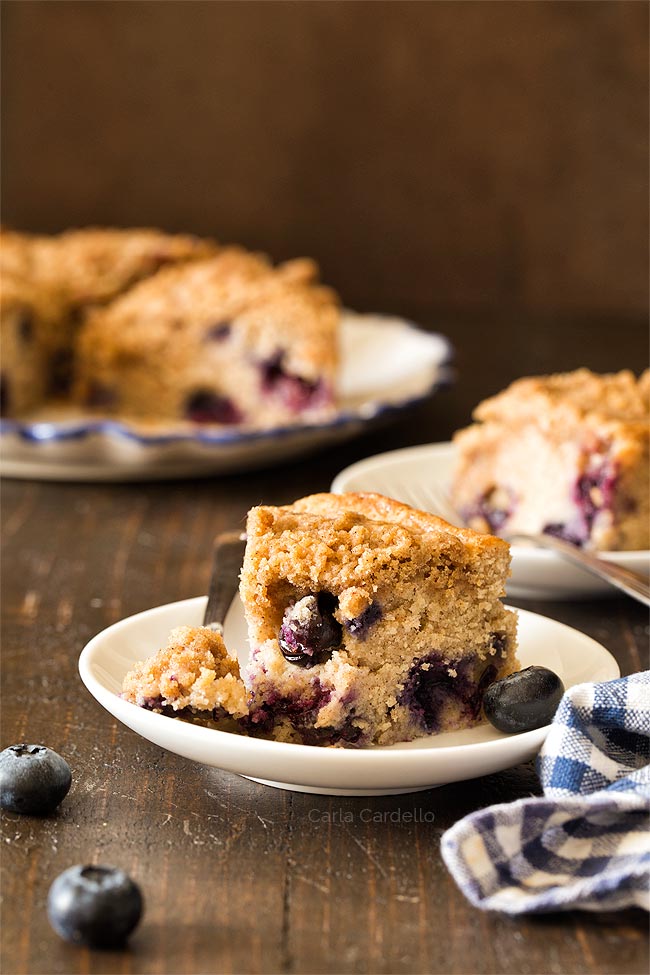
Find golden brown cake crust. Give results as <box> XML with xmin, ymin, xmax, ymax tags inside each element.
<box><xmin>291</xmin><ymin>492</ymin><xmax>511</xmax><ymax>557</ymax></box>
<box><xmin>474</xmin><ymin>368</ymin><xmax>649</xmax><ymax>433</ymax></box>
<box><xmin>242</xmin><ymin>491</ymin><xmax>512</xmax><ymax>639</ymax></box>
<box><xmin>242</xmin><ymin>492</ymin><xmax>511</xmax><ymax>612</ymax></box>
<box><xmin>31</xmin><ymin>227</ymin><xmax>219</xmax><ymax>309</ymax></box>
<box><xmin>0</xmin><ymin>229</ymin><xmax>40</xmax><ymax>278</ymax></box>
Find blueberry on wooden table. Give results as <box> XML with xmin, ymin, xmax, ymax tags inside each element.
<box><xmin>483</xmin><ymin>666</ymin><xmax>565</xmax><ymax>733</ymax></box>
<box><xmin>47</xmin><ymin>865</ymin><xmax>144</xmax><ymax>948</ymax></box>
<box><xmin>0</xmin><ymin>744</ymin><xmax>71</xmax><ymax>815</ymax></box>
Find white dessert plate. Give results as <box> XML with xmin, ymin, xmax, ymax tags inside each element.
<box><xmin>79</xmin><ymin>594</ymin><xmax>619</xmax><ymax>796</ymax></box>
<box><xmin>0</xmin><ymin>314</ymin><xmax>452</xmax><ymax>482</ymax></box>
<box><xmin>331</xmin><ymin>441</ymin><xmax>650</xmax><ymax>601</ymax></box>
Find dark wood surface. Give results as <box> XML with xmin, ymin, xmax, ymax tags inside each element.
<box><xmin>2</xmin><ymin>0</ymin><xmax>648</xmax><ymax>318</ymax></box>
<box><xmin>1</xmin><ymin>315</ymin><xmax>649</xmax><ymax>975</ymax></box>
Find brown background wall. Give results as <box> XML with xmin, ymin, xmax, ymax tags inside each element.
<box><xmin>2</xmin><ymin>0</ymin><xmax>648</xmax><ymax>321</ymax></box>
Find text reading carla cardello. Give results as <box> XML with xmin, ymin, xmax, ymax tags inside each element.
<box><xmin>308</xmin><ymin>808</ymin><xmax>435</xmax><ymax>824</ymax></box>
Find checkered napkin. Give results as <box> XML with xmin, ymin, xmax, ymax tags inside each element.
<box><xmin>441</xmin><ymin>672</ymin><xmax>650</xmax><ymax>913</ymax></box>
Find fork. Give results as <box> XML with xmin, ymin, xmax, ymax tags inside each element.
<box><xmin>403</xmin><ymin>482</ymin><xmax>650</xmax><ymax>607</ymax></box>
<box><xmin>203</xmin><ymin>530</ymin><xmax>247</xmax><ymax>632</ymax></box>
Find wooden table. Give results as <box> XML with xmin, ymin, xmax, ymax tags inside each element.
<box><xmin>2</xmin><ymin>315</ymin><xmax>648</xmax><ymax>975</ymax></box>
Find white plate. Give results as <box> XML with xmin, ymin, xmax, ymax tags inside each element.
<box><xmin>0</xmin><ymin>314</ymin><xmax>452</xmax><ymax>482</ymax></box>
<box><xmin>331</xmin><ymin>442</ymin><xmax>650</xmax><ymax>600</ymax></box>
<box><xmin>79</xmin><ymin>594</ymin><xmax>619</xmax><ymax>796</ymax></box>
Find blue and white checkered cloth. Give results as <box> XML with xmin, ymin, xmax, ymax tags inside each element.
<box><xmin>441</xmin><ymin>672</ymin><xmax>650</xmax><ymax>913</ymax></box>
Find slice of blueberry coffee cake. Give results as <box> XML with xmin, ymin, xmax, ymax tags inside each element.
<box><xmin>239</xmin><ymin>492</ymin><xmax>518</xmax><ymax>746</ymax></box>
<box><xmin>120</xmin><ymin>493</ymin><xmax>517</xmax><ymax>747</ymax></box>
<box><xmin>75</xmin><ymin>249</ymin><xmax>339</xmax><ymax>426</ymax></box>
<box><xmin>452</xmin><ymin>369</ymin><xmax>649</xmax><ymax>551</ymax></box>
<box><xmin>121</xmin><ymin>625</ymin><xmax>248</xmax><ymax>722</ymax></box>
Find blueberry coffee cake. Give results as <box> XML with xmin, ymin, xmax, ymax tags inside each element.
<box><xmin>122</xmin><ymin>493</ymin><xmax>518</xmax><ymax>746</ymax></box>
<box><xmin>1</xmin><ymin>227</ymin><xmax>216</xmax><ymax>414</ymax></box>
<box><xmin>452</xmin><ymin>368</ymin><xmax>650</xmax><ymax>551</ymax></box>
<box><xmin>1</xmin><ymin>227</ymin><xmax>339</xmax><ymax>428</ymax></box>
<box><xmin>75</xmin><ymin>249</ymin><xmax>339</xmax><ymax>425</ymax></box>
<box><xmin>240</xmin><ymin>493</ymin><xmax>517</xmax><ymax>745</ymax></box>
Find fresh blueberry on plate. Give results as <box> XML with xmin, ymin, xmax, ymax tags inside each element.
<box><xmin>0</xmin><ymin>744</ymin><xmax>72</xmax><ymax>815</ymax></box>
<box><xmin>483</xmin><ymin>666</ymin><xmax>565</xmax><ymax>734</ymax></box>
<box><xmin>47</xmin><ymin>865</ymin><xmax>143</xmax><ymax>948</ymax></box>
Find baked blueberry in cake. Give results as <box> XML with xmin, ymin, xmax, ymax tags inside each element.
<box><xmin>75</xmin><ymin>249</ymin><xmax>339</xmax><ymax>426</ymax></box>
<box><xmin>452</xmin><ymin>369</ymin><xmax>649</xmax><ymax>551</ymax></box>
<box><xmin>121</xmin><ymin>493</ymin><xmax>518</xmax><ymax>747</ymax></box>
<box><xmin>239</xmin><ymin>493</ymin><xmax>518</xmax><ymax>745</ymax></box>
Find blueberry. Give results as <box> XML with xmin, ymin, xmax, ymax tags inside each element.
<box><xmin>47</xmin><ymin>865</ymin><xmax>143</xmax><ymax>948</ymax></box>
<box><xmin>345</xmin><ymin>601</ymin><xmax>382</xmax><ymax>640</ymax></box>
<box><xmin>400</xmin><ymin>654</ymin><xmax>461</xmax><ymax>732</ymax></box>
<box><xmin>0</xmin><ymin>373</ymin><xmax>8</xmax><ymax>417</ymax></box>
<box><xmin>49</xmin><ymin>348</ymin><xmax>74</xmax><ymax>395</ymax></box>
<box><xmin>483</xmin><ymin>666</ymin><xmax>565</xmax><ymax>734</ymax></box>
<box><xmin>470</xmin><ymin>664</ymin><xmax>498</xmax><ymax>719</ymax></box>
<box><xmin>204</xmin><ymin>321</ymin><xmax>231</xmax><ymax>342</ymax></box>
<box><xmin>543</xmin><ymin>522</ymin><xmax>587</xmax><ymax>547</ymax></box>
<box><xmin>299</xmin><ymin>714</ymin><xmax>364</xmax><ymax>746</ymax></box>
<box><xmin>462</xmin><ymin>487</ymin><xmax>515</xmax><ymax>534</ymax></box>
<box><xmin>490</xmin><ymin>632</ymin><xmax>507</xmax><ymax>655</ymax></box>
<box><xmin>574</xmin><ymin>463</ymin><xmax>616</xmax><ymax>528</ymax></box>
<box><xmin>84</xmin><ymin>381</ymin><xmax>116</xmax><ymax>409</ymax></box>
<box><xmin>141</xmin><ymin>695</ymin><xmax>163</xmax><ymax>711</ymax></box>
<box><xmin>260</xmin><ymin>352</ymin><xmax>286</xmax><ymax>391</ymax></box>
<box><xmin>260</xmin><ymin>353</ymin><xmax>322</xmax><ymax>410</ymax></box>
<box><xmin>184</xmin><ymin>391</ymin><xmax>242</xmax><ymax>424</ymax></box>
<box><xmin>400</xmin><ymin>654</ymin><xmax>500</xmax><ymax>731</ymax></box>
<box><xmin>278</xmin><ymin>593</ymin><xmax>342</xmax><ymax>667</ymax></box>
<box><xmin>543</xmin><ymin>461</ymin><xmax>618</xmax><ymax>547</ymax></box>
<box><xmin>0</xmin><ymin>744</ymin><xmax>72</xmax><ymax>815</ymax></box>
<box><xmin>17</xmin><ymin>308</ymin><xmax>33</xmax><ymax>343</ymax></box>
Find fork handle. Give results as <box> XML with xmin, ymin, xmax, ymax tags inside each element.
<box><xmin>203</xmin><ymin>531</ymin><xmax>247</xmax><ymax>631</ymax></box>
<box><xmin>510</xmin><ymin>533</ymin><xmax>650</xmax><ymax>607</ymax></box>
